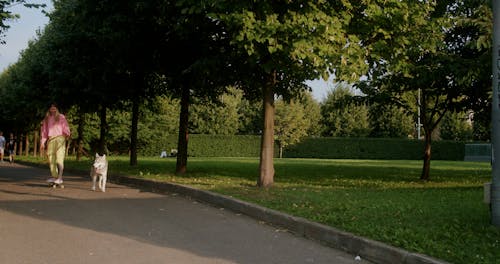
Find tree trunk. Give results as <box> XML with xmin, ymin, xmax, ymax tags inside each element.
<box><xmin>76</xmin><ymin>112</ymin><xmax>85</xmax><ymax>161</ymax></box>
<box><xmin>130</xmin><ymin>98</ymin><xmax>139</xmax><ymax>166</ymax></box>
<box><xmin>24</xmin><ymin>134</ymin><xmax>29</xmax><ymax>156</ymax></box>
<box><xmin>420</xmin><ymin>131</ymin><xmax>432</xmax><ymax>181</ymax></box>
<box><xmin>258</xmin><ymin>72</ymin><xmax>276</xmax><ymax>187</ymax></box>
<box><xmin>17</xmin><ymin>134</ymin><xmax>23</xmax><ymax>156</ymax></box>
<box><xmin>33</xmin><ymin>130</ymin><xmax>38</xmax><ymax>157</ymax></box>
<box><xmin>176</xmin><ymin>86</ymin><xmax>190</xmax><ymax>175</ymax></box>
<box><xmin>99</xmin><ymin>106</ymin><xmax>108</xmax><ymax>155</ymax></box>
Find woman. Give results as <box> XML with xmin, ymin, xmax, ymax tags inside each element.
<box><xmin>40</xmin><ymin>103</ymin><xmax>71</xmax><ymax>184</ymax></box>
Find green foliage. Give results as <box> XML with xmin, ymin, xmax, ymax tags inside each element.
<box><xmin>65</xmin><ymin>97</ymin><xmax>180</xmax><ymax>156</ymax></box>
<box><xmin>190</xmin><ymin>87</ymin><xmax>242</xmax><ymax>135</ymax></box>
<box><xmin>358</xmin><ymin>1</ymin><xmax>491</xmax><ymax>142</ymax></box>
<box><xmin>211</xmin><ymin>0</ymin><xmax>368</xmax><ymax>101</ymax></box>
<box><xmin>237</xmin><ymin>98</ymin><xmax>262</xmax><ymax>135</ymax></box>
<box><xmin>209</xmin><ymin>0</ymin><xmax>370</xmax><ymax>185</ymax></box>
<box><xmin>298</xmin><ymin>91</ymin><xmax>322</xmax><ymax>136</ymax></box>
<box><xmin>0</xmin><ymin>35</ymin><xmax>52</xmax><ymax>132</ymax></box>
<box><xmin>439</xmin><ymin>111</ymin><xmax>473</xmax><ymax>141</ymax></box>
<box><xmin>321</xmin><ymin>84</ymin><xmax>370</xmax><ymax>137</ymax></box>
<box><xmin>284</xmin><ymin>137</ymin><xmax>465</xmax><ymax>161</ymax></box>
<box><xmin>136</xmin><ymin>134</ymin><xmax>266</xmax><ymax>157</ymax></box>
<box><xmin>274</xmin><ymin>98</ymin><xmax>310</xmax><ymax>157</ymax></box>
<box><xmin>472</xmin><ymin>109</ymin><xmax>490</xmax><ymax>141</ymax></box>
<box><xmin>354</xmin><ymin>1</ymin><xmax>492</xmax><ymax>179</ymax></box>
<box><xmin>136</xmin><ymin>134</ymin><xmax>263</xmax><ymax>157</ymax></box>
<box><xmin>369</xmin><ymin>103</ymin><xmax>414</xmax><ymax>138</ymax></box>
<box><xmin>138</xmin><ymin>96</ymin><xmax>180</xmax><ymax>148</ymax></box>
<box><xmin>0</xmin><ymin>0</ymin><xmax>491</xmax><ymax>178</ymax></box>
<box><xmin>59</xmin><ymin>94</ymin><xmax>468</xmax><ymax>160</ymax></box>
<box><xmin>135</xmin><ymin>134</ymin><xmax>466</xmax><ymax>161</ymax></box>
<box><xmin>188</xmin><ymin>135</ymin><xmax>263</xmax><ymax>157</ymax></box>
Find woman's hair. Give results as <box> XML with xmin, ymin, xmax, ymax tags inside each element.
<box><xmin>43</xmin><ymin>103</ymin><xmax>61</xmax><ymax>123</ymax></box>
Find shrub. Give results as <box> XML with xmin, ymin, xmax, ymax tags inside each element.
<box><xmin>139</xmin><ymin>135</ymin><xmax>467</xmax><ymax>160</ymax></box>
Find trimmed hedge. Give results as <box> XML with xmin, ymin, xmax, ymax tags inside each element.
<box><xmin>140</xmin><ymin>134</ymin><xmax>178</xmax><ymax>156</ymax></box>
<box><xmin>140</xmin><ymin>134</ymin><xmax>467</xmax><ymax>160</ymax></box>
<box><xmin>283</xmin><ymin>137</ymin><xmax>465</xmax><ymax>160</ymax></box>
<box><xmin>188</xmin><ymin>135</ymin><xmax>263</xmax><ymax>157</ymax></box>
<box><xmin>140</xmin><ymin>134</ymin><xmax>264</xmax><ymax>157</ymax></box>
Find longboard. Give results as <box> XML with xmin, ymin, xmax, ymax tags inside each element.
<box><xmin>49</xmin><ymin>182</ymin><xmax>64</xmax><ymax>189</ymax></box>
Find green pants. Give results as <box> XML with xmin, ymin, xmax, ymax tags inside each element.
<box><xmin>47</xmin><ymin>136</ymin><xmax>66</xmax><ymax>178</ymax></box>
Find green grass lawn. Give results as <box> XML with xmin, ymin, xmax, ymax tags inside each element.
<box><xmin>20</xmin><ymin>156</ymin><xmax>498</xmax><ymax>264</ymax></box>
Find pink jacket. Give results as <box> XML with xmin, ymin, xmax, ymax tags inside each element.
<box><xmin>40</xmin><ymin>114</ymin><xmax>71</xmax><ymax>146</ymax></box>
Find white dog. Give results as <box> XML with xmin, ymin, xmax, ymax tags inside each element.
<box><xmin>91</xmin><ymin>153</ymin><xmax>108</xmax><ymax>192</ymax></box>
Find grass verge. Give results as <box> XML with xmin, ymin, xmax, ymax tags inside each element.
<box><xmin>19</xmin><ymin>155</ymin><xmax>498</xmax><ymax>264</ymax></box>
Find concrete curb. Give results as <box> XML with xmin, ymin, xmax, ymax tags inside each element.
<box><xmin>110</xmin><ymin>174</ymin><xmax>451</xmax><ymax>264</ymax></box>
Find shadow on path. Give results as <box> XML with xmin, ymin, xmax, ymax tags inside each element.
<box><xmin>0</xmin><ymin>162</ymin><xmax>367</xmax><ymax>264</ymax></box>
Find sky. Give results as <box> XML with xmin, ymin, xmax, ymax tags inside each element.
<box><xmin>0</xmin><ymin>0</ymin><xmax>332</xmax><ymax>102</ymax></box>
<box><xmin>0</xmin><ymin>0</ymin><xmax>52</xmax><ymax>71</ymax></box>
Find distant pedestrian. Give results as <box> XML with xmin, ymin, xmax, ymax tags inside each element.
<box><xmin>40</xmin><ymin>103</ymin><xmax>71</xmax><ymax>184</ymax></box>
<box><xmin>6</xmin><ymin>133</ymin><xmax>15</xmax><ymax>163</ymax></box>
<box><xmin>0</xmin><ymin>131</ymin><xmax>5</xmax><ymax>162</ymax></box>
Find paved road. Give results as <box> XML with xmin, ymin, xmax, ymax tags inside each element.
<box><xmin>0</xmin><ymin>162</ymin><xmax>371</xmax><ymax>264</ymax></box>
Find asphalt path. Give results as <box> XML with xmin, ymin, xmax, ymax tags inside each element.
<box><xmin>0</xmin><ymin>162</ymin><xmax>371</xmax><ymax>264</ymax></box>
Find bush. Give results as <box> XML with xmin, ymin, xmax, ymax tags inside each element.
<box><xmin>139</xmin><ymin>134</ymin><xmax>467</xmax><ymax>160</ymax></box>
<box><xmin>188</xmin><ymin>135</ymin><xmax>262</xmax><ymax>157</ymax></box>
<box><xmin>138</xmin><ymin>134</ymin><xmax>264</xmax><ymax>157</ymax></box>
<box><xmin>283</xmin><ymin>137</ymin><xmax>466</xmax><ymax>160</ymax></box>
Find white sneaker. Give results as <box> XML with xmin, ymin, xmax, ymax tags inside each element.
<box><xmin>54</xmin><ymin>178</ymin><xmax>63</xmax><ymax>184</ymax></box>
<box><xmin>46</xmin><ymin>178</ymin><xmax>56</xmax><ymax>183</ymax></box>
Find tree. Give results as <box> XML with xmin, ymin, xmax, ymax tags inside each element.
<box><xmin>41</xmin><ymin>0</ymin><xmax>117</xmax><ymax>156</ymax></box>
<box><xmin>439</xmin><ymin>111</ymin><xmax>473</xmax><ymax>141</ymax></box>
<box><xmin>453</xmin><ymin>2</ymin><xmax>492</xmax><ymax>142</ymax></box>
<box><xmin>417</xmin><ymin>1</ymin><xmax>490</xmax><ymax>179</ymax></box>
<box><xmin>190</xmin><ymin>87</ymin><xmax>242</xmax><ymax>135</ymax></box>
<box><xmin>0</xmin><ymin>35</ymin><xmax>52</xmax><ymax>132</ymax></box>
<box><xmin>237</xmin><ymin>98</ymin><xmax>262</xmax><ymax>135</ymax></box>
<box><xmin>44</xmin><ymin>0</ymin><xmax>169</xmax><ymax>163</ymax></box>
<box><xmin>155</xmin><ymin>1</ymin><xmax>236</xmax><ymax>175</ymax></box>
<box><xmin>321</xmin><ymin>84</ymin><xmax>370</xmax><ymax>137</ymax></box>
<box><xmin>356</xmin><ymin>0</ymin><xmax>491</xmax><ymax>180</ymax></box>
<box><xmin>91</xmin><ymin>0</ymin><xmax>168</xmax><ymax>165</ymax></box>
<box><xmin>274</xmin><ymin>98</ymin><xmax>310</xmax><ymax>158</ymax></box>
<box><xmin>298</xmin><ymin>91</ymin><xmax>322</xmax><ymax>137</ymax></box>
<box><xmin>369</xmin><ymin>102</ymin><xmax>414</xmax><ymax>138</ymax></box>
<box><xmin>213</xmin><ymin>1</ymin><xmax>367</xmax><ymax>187</ymax></box>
